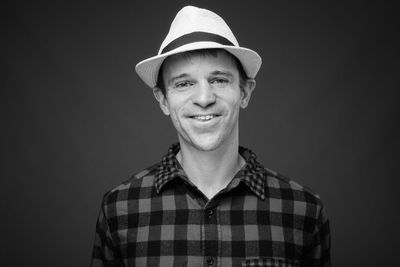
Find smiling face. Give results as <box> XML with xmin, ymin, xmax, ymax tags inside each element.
<box><xmin>154</xmin><ymin>50</ymin><xmax>255</xmax><ymax>152</ymax></box>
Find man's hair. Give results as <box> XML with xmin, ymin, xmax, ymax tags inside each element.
<box><xmin>156</xmin><ymin>49</ymin><xmax>250</xmax><ymax>95</ymax></box>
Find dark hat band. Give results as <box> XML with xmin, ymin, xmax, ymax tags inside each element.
<box><xmin>161</xmin><ymin>31</ymin><xmax>235</xmax><ymax>54</ymax></box>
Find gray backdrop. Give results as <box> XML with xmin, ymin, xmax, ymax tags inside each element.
<box><xmin>2</xmin><ymin>1</ymin><xmax>399</xmax><ymax>266</ymax></box>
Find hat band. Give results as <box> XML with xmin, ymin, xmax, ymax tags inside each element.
<box><xmin>161</xmin><ymin>31</ymin><xmax>234</xmax><ymax>54</ymax></box>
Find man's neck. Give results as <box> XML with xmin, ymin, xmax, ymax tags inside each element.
<box><xmin>176</xmin><ymin>140</ymin><xmax>245</xmax><ymax>200</ymax></box>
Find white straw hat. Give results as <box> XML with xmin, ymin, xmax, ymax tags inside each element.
<box><xmin>135</xmin><ymin>6</ymin><xmax>262</xmax><ymax>89</ymax></box>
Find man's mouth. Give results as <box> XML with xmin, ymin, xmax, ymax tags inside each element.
<box><xmin>190</xmin><ymin>114</ymin><xmax>220</xmax><ymax>122</ymax></box>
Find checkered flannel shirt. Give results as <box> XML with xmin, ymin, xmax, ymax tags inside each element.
<box><xmin>91</xmin><ymin>143</ymin><xmax>330</xmax><ymax>267</ymax></box>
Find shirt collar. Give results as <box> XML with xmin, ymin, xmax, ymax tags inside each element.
<box><xmin>154</xmin><ymin>143</ymin><xmax>266</xmax><ymax>200</ymax></box>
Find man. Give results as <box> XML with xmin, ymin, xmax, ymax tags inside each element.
<box><xmin>91</xmin><ymin>6</ymin><xmax>330</xmax><ymax>267</ymax></box>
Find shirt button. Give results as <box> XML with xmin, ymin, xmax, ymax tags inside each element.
<box><xmin>207</xmin><ymin>209</ymin><xmax>214</xmax><ymax>217</ymax></box>
<box><xmin>207</xmin><ymin>257</ymin><xmax>214</xmax><ymax>266</ymax></box>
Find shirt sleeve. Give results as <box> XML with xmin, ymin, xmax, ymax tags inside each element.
<box><xmin>90</xmin><ymin>198</ymin><xmax>123</xmax><ymax>267</ymax></box>
<box><xmin>301</xmin><ymin>204</ymin><xmax>331</xmax><ymax>267</ymax></box>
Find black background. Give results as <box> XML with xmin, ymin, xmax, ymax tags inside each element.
<box><xmin>2</xmin><ymin>1</ymin><xmax>399</xmax><ymax>266</ymax></box>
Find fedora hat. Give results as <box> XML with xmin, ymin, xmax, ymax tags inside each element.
<box><xmin>135</xmin><ymin>6</ymin><xmax>262</xmax><ymax>89</ymax></box>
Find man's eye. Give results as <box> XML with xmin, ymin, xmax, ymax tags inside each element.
<box><xmin>211</xmin><ymin>78</ymin><xmax>228</xmax><ymax>84</ymax></box>
<box><xmin>175</xmin><ymin>81</ymin><xmax>193</xmax><ymax>88</ymax></box>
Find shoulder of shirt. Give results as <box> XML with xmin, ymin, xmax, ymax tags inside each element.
<box><xmin>263</xmin><ymin>166</ymin><xmax>323</xmax><ymax>204</ymax></box>
<box><xmin>101</xmin><ymin>162</ymin><xmax>160</xmax><ymax>201</ymax></box>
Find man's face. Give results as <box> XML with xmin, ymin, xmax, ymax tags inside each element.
<box><xmin>154</xmin><ymin>50</ymin><xmax>255</xmax><ymax>152</ymax></box>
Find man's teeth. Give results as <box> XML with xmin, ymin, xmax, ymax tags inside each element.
<box><xmin>193</xmin><ymin>115</ymin><xmax>216</xmax><ymax>121</ymax></box>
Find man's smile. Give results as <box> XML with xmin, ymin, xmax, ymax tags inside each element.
<box><xmin>189</xmin><ymin>114</ymin><xmax>221</xmax><ymax>122</ymax></box>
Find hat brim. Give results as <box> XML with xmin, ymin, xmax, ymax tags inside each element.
<box><xmin>135</xmin><ymin>41</ymin><xmax>262</xmax><ymax>89</ymax></box>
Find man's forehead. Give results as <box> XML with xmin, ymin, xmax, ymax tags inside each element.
<box><xmin>162</xmin><ymin>49</ymin><xmax>238</xmax><ymax>72</ymax></box>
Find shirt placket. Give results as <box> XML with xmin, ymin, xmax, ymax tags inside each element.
<box><xmin>203</xmin><ymin>203</ymin><xmax>218</xmax><ymax>267</ymax></box>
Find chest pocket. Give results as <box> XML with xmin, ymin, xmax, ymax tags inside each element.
<box><xmin>241</xmin><ymin>257</ymin><xmax>299</xmax><ymax>267</ymax></box>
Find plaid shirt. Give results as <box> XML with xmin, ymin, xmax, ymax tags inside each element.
<box><xmin>91</xmin><ymin>143</ymin><xmax>330</xmax><ymax>267</ymax></box>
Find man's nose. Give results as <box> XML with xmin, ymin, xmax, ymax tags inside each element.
<box><xmin>192</xmin><ymin>81</ymin><xmax>216</xmax><ymax>108</ymax></box>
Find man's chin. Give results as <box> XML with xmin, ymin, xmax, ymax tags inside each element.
<box><xmin>182</xmin><ymin>136</ymin><xmax>222</xmax><ymax>152</ymax></box>
<box><xmin>193</xmin><ymin>143</ymin><xmax>220</xmax><ymax>152</ymax></box>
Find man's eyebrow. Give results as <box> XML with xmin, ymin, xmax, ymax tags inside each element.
<box><xmin>168</xmin><ymin>73</ymin><xmax>190</xmax><ymax>85</ymax></box>
<box><xmin>210</xmin><ymin>70</ymin><xmax>234</xmax><ymax>78</ymax></box>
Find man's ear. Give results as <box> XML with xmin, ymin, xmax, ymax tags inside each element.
<box><xmin>153</xmin><ymin>87</ymin><xmax>170</xmax><ymax>116</ymax></box>
<box><xmin>240</xmin><ymin>79</ymin><xmax>256</xmax><ymax>108</ymax></box>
